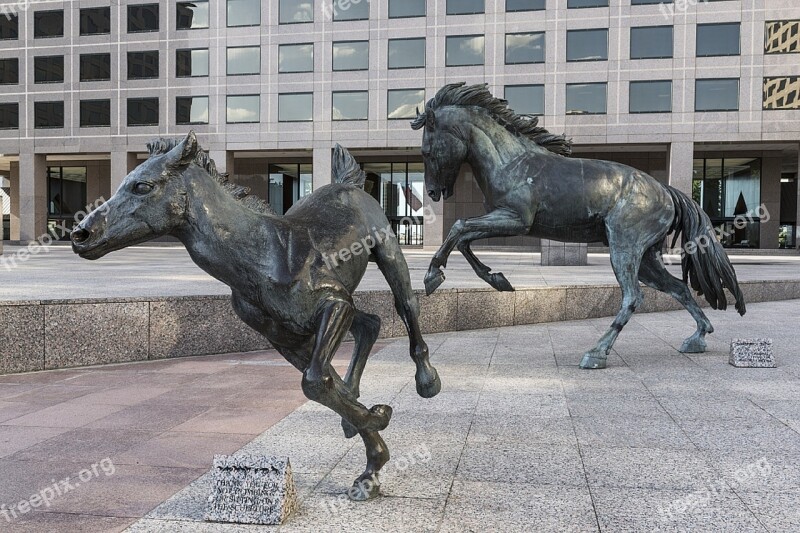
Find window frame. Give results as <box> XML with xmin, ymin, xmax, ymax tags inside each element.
<box><xmin>127</xmin><ymin>3</ymin><xmax>160</xmax><ymax>34</ymax></box>
<box><xmin>127</xmin><ymin>97</ymin><xmax>160</xmax><ymax>127</ymax></box>
<box><xmin>628</xmin><ymin>80</ymin><xmax>673</xmax><ymax>114</ymax></box>
<box><xmin>33</xmin><ymin>10</ymin><xmax>64</xmax><ymax>39</ymax></box>
<box><xmin>33</xmin><ymin>55</ymin><xmax>65</xmax><ymax>84</ymax></box>
<box><xmin>278</xmin><ymin>92</ymin><xmax>314</xmax><ymax>122</ymax></box>
<box><xmin>446</xmin><ymin>0</ymin><xmax>485</xmax><ymax>16</ymax></box>
<box><xmin>176</xmin><ymin>48</ymin><xmax>210</xmax><ymax>78</ymax></box>
<box><xmin>332</xmin><ymin>40</ymin><xmax>370</xmax><ymax>72</ymax></box>
<box><xmin>504</xmin><ymin>84</ymin><xmax>545</xmax><ymax>116</ymax></box>
<box><xmin>279</xmin><ymin>0</ymin><xmax>314</xmax><ymax>25</ymax></box>
<box><xmin>504</xmin><ymin>31</ymin><xmax>546</xmax><ymax>65</ymax></box>
<box><xmin>175</xmin><ymin>96</ymin><xmax>210</xmax><ymax>125</ymax></box>
<box><xmin>0</xmin><ymin>58</ymin><xmax>20</xmax><ymax>85</ymax></box>
<box><xmin>695</xmin><ymin>78</ymin><xmax>740</xmax><ymax>112</ymax></box>
<box><xmin>79</xmin><ymin>53</ymin><xmax>112</xmax><ymax>82</ymax></box>
<box><xmin>127</xmin><ymin>50</ymin><xmax>160</xmax><ymax>80</ymax></box>
<box><xmin>565</xmin><ymin>82</ymin><xmax>608</xmax><ymax>115</ymax></box>
<box><xmin>388</xmin><ymin>37</ymin><xmax>426</xmax><ymax>70</ymax></box>
<box><xmin>79</xmin><ymin>99</ymin><xmax>112</xmax><ymax>128</ymax></box>
<box><xmin>332</xmin><ymin>90</ymin><xmax>369</xmax><ymax>121</ymax></box>
<box><xmin>566</xmin><ymin>28</ymin><xmax>609</xmax><ymax>62</ymax></box>
<box><xmin>226</xmin><ymin>94</ymin><xmax>260</xmax><ymax>124</ymax></box>
<box><xmin>629</xmin><ymin>25</ymin><xmax>674</xmax><ymax>60</ymax></box>
<box><xmin>445</xmin><ymin>34</ymin><xmax>486</xmax><ymax>67</ymax></box>
<box><xmin>79</xmin><ymin>7</ymin><xmax>111</xmax><ymax>36</ymax></box>
<box><xmin>278</xmin><ymin>43</ymin><xmax>315</xmax><ymax>74</ymax></box>
<box><xmin>34</xmin><ymin>100</ymin><xmax>65</xmax><ymax>129</ymax></box>
<box><xmin>696</xmin><ymin>22</ymin><xmax>741</xmax><ymax>58</ymax></box>
<box><xmin>388</xmin><ymin>0</ymin><xmax>426</xmax><ymax>18</ymax></box>
<box><xmin>505</xmin><ymin>0</ymin><xmax>546</xmax><ymax>13</ymax></box>
<box><xmin>226</xmin><ymin>45</ymin><xmax>261</xmax><ymax>76</ymax></box>
<box><xmin>387</xmin><ymin>88</ymin><xmax>425</xmax><ymax>120</ymax></box>
<box><xmin>176</xmin><ymin>0</ymin><xmax>210</xmax><ymax>30</ymax></box>
<box><xmin>0</xmin><ymin>102</ymin><xmax>20</xmax><ymax>129</ymax></box>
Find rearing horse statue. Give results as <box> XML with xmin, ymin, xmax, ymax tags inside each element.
<box><xmin>71</xmin><ymin>132</ymin><xmax>441</xmax><ymax>500</ymax></box>
<box><xmin>412</xmin><ymin>83</ymin><xmax>745</xmax><ymax>370</ymax></box>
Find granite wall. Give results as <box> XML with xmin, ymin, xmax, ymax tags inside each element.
<box><xmin>2</xmin><ymin>279</ymin><xmax>799</xmax><ymax>375</ymax></box>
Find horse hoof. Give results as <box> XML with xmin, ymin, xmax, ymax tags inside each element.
<box><xmin>416</xmin><ymin>368</ymin><xmax>442</xmax><ymax>399</ymax></box>
<box><xmin>369</xmin><ymin>404</ymin><xmax>392</xmax><ymax>431</ymax></box>
<box><xmin>348</xmin><ymin>476</ymin><xmax>381</xmax><ymax>501</ymax></box>
<box><xmin>489</xmin><ymin>272</ymin><xmax>515</xmax><ymax>292</ymax></box>
<box><xmin>341</xmin><ymin>417</ymin><xmax>358</xmax><ymax>439</ymax></box>
<box><xmin>680</xmin><ymin>337</ymin><xmax>707</xmax><ymax>354</ymax></box>
<box><xmin>579</xmin><ymin>352</ymin><xmax>607</xmax><ymax>370</ymax></box>
<box><xmin>424</xmin><ymin>268</ymin><xmax>446</xmax><ymax>296</ymax></box>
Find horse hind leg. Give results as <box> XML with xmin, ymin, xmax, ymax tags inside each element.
<box><xmin>638</xmin><ymin>246</ymin><xmax>713</xmax><ymax>354</ymax></box>
<box><xmin>371</xmin><ymin>239</ymin><xmax>441</xmax><ymax>398</ymax></box>
<box><xmin>580</xmin><ymin>247</ymin><xmax>645</xmax><ymax>370</ymax></box>
<box><xmin>341</xmin><ymin>310</ymin><xmax>382</xmax><ymax>439</ymax></box>
<box><xmin>348</xmin><ymin>429</ymin><xmax>390</xmax><ymax>501</ymax></box>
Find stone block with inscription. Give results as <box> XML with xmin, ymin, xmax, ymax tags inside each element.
<box><xmin>204</xmin><ymin>455</ymin><xmax>298</xmax><ymax>525</ymax></box>
<box><xmin>729</xmin><ymin>339</ymin><xmax>776</xmax><ymax>368</ymax></box>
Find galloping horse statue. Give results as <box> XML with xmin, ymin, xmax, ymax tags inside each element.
<box><xmin>412</xmin><ymin>83</ymin><xmax>746</xmax><ymax>370</ymax></box>
<box><xmin>71</xmin><ymin>131</ymin><xmax>441</xmax><ymax>500</ymax></box>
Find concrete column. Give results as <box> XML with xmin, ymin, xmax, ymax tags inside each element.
<box><xmin>110</xmin><ymin>152</ymin><xmax>139</xmax><ymax>196</ymax></box>
<box><xmin>209</xmin><ymin>150</ymin><xmax>234</xmax><ymax>176</ymax></box>
<box><xmin>668</xmin><ymin>141</ymin><xmax>695</xmax><ymax>195</ymax></box>
<box><xmin>18</xmin><ymin>153</ymin><xmax>47</xmax><ymax>243</ymax></box>
<box><xmin>795</xmin><ymin>145</ymin><xmax>800</xmax><ymax>249</ymax></box>
<box><xmin>312</xmin><ymin>147</ymin><xmax>332</xmax><ymax>192</ymax></box>
<box><xmin>760</xmin><ymin>155</ymin><xmax>782</xmax><ymax>250</ymax></box>
<box><xmin>9</xmin><ymin>161</ymin><xmax>19</xmax><ymax>241</ymax></box>
<box><xmin>424</xmin><ymin>196</ymin><xmax>445</xmax><ymax>251</ymax></box>
<box><xmin>85</xmin><ymin>161</ymin><xmax>110</xmax><ymax>206</ymax></box>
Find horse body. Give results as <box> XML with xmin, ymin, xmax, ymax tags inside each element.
<box><xmin>72</xmin><ymin>133</ymin><xmax>441</xmax><ymax>500</ymax></box>
<box><xmin>414</xmin><ymin>83</ymin><xmax>745</xmax><ymax>369</ymax></box>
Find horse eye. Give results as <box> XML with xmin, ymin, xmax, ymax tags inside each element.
<box><xmin>133</xmin><ymin>183</ymin><xmax>154</xmax><ymax>195</ymax></box>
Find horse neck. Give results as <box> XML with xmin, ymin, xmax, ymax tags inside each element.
<box><xmin>462</xmin><ymin>116</ymin><xmax>530</xmax><ymax>197</ymax></box>
<box><xmin>175</xmin><ymin>174</ymin><xmax>283</xmax><ymax>290</ymax></box>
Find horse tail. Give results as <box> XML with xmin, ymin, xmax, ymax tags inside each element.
<box><xmin>665</xmin><ymin>185</ymin><xmax>746</xmax><ymax>316</ymax></box>
<box><xmin>332</xmin><ymin>144</ymin><xmax>366</xmax><ymax>188</ymax></box>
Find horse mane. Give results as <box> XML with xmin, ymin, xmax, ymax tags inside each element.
<box><xmin>147</xmin><ymin>137</ymin><xmax>276</xmax><ymax>216</ymax></box>
<box><xmin>410</xmin><ymin>82</ymin><xmax>572</xmax><ymax>157</ymax></box>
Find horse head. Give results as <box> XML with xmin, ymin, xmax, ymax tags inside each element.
<box><xmin>71</xmin><ymin>131</ymin><xmax>199</xmax><ymax>259</ymax></box>
<box><xmin>412</xmin><ymin>105</ymin><xmax>467</xmax><ymax>202</ymax></box>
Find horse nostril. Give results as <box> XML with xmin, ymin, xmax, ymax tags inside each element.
<box><xmin>71</xmin><ymin>227</ymin><xmax>90</xmax><ymax>244</ymax></box>
<box><xmin>428</xmin><ymin>190</ymin><xmax>437</xmax><ymax>199</ymax></box>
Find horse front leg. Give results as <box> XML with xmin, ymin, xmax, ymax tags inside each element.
<box><xmin>425</xmin><ymin>209</ymin><xmax>531</xmax><ymax>294</ymax></box>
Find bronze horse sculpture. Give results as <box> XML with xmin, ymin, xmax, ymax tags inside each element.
<box><xmin>71</xmin><ymin>132</ymin><xmax>441</xmax><ymax>500</ymax></box>
<box><xmin>413</xmin><ymin>83</ymin><xmax>746</xmax><ymax>370</ymax></box>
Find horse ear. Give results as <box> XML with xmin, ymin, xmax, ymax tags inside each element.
<box><xmin>426</xmin><ymin>109</ymin><xmax>436</xmax><ymax>130</ymax></box>
<box><xmin>175</xmin><ymin>131</ymin><xmax>199</xmax><ymax>166</ymax></box>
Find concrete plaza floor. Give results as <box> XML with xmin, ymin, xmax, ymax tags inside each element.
<box><xmin>1</xmin><ymin>300</ymin><xmax>798</xmax><ymax>531</ymax></box>
<box><xmin>2</xmin><ymin>244</ymin><xmax>800</xmax><ymax>301</ymax></box>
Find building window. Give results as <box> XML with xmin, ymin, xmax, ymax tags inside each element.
<box><xmin>176</xmin><ymin>49</ymin><xmax>209</xmax><ymax>77</ymax></box>
<box><xmin>695</xmin><ymin>78</ymin><xmax>739</xmax><ymax>111</ymax></box>
<box><xmin>332</xmin><ymin>91</ymin><xmax>368</xmax><ymax>120</ymax></box>
<box><xmin>387</xmin><ymin>89</ymin><xmax>424</xmax><ymax>119</ymax></box>
<box><xmin>363</xmin><ymin>162</ymin><xmax>426</xmax><ymax>245</ymax></box>
<box><xmin>631</xmin><ymin>0</ymin><xmax>667</xmax><ymax>3</ymax></box>
<box><xmin>48</xmin><ymin>167</ymin><xmax>87</xmax><ymax>236</ymax></box>
<box><xmin>568</xmin><ymin>0</ymin><xmax>608</xmax><ymax>7</ymax></box>
<box><xmin>505</xmin><ymin>85</ymin><xmax>544</xmax><ymax>116</ymax></box>
<box><xmin>176</xmin><ymin>96</ymin><xmax>210</xmax><ymax>125</ymax></box>
<box><xmin>630</xmin><ymin>26</ymin><xmax>673</xmax><ymax>59</ymax></box>
<box><xmin>127</xmin><ymin>98</ymin><xmax>159</xmax><ymax>126</ymax></box>
<box><xmin>333</xmin><ymin>41</ymin><xmax>369</xmax><ymax>71</ymax></box>
<box><xmin>447</xmin><ymin>0</ymin><xmax>485</xmax><ymax>15</ymax></box>
<box><xmin>506</xmin><ymin>0</ymin><xmax>545</xmax><ymax>12</ymax></box>
<box><xmin>505</xmin><ymin>32</ymin><xmax>545</xmax><ymax>64</ymax></box>
<box><xmin>80</xmin><ymin>100</ymin><xmax>111</xmax><ymax>127</ymax></box>
<box><xmin>262</xmin><ymin>164</ymin><xmax>313</xmax><ymax>215</ymax></box>
<box><xmin>692</xmin><ymin>158</ymin><xmax>761</xmax><ymax>248</ymax></box>
<box><xmin>280</xmin><ymin>0</ymin><xmax>313</xmax><ymax>24</ymax></box>
<box><xmin>34</xmin><ymin>101</ymin><xmax>64</xmax><ymax>128</ymax></box>
<box><xmin>697</xmin><ymin>23</ymin><xmax>740</xmax><ymax>57</ymax></box>
<box><xmin>629</xmin><ymin>80</ymin><xmax>672</xmax><ymax>113</ymax></box>
<box><xmin>34</xmin><ymin>56</ymin><xmax>64</xmax><ymax>84</ymax></box>
<box><xmin>228</xmin><ymin>0</ymin><xmax>261</xmax><ymax>26</ymax></box>
<box><xmin>388</xmin><ymin>38</ymin><xmax>425</xmax><ymax>69</ymax></box>
<box><xmin>227</xmin><ymin>95</ymin><xmax>260</xmax><ymax>123</ymax></box>
<box><xmin>765</xmin><ymin>20</ymin><xmax>800</xmax><ymax>54</ymax></box>
<box><xmin>566</xmin><ymin>83</ymin><xmax>607</xmax><ymax>114</ymax></box>
<box><xmin>279</xmin><ymin>93</ymin><xmax>313</xmax><ymax>122</ymax></box>
<box><xmin>333</xmin><ymin>0</ymin><xmax>368</xmax><ymax>20</ymax></box>
<box><xmin>279</xmin><ymin>43</ymin><xmax>314</xmax><ymax>73</ymax></box>
<box><xmin>227</xmin><ymin>46</ymin><xmax>260</xmax><ymax>75</ymax></box>
<box><xmin>177</xmin><ymin>1</ymin><xmax>209</xmax><ymax>30</ymax></box>
<box><xmin>446</xmin><ymin>35</ymin><xmax>485</xmax><ymax>66</ymax></box>
<box><xmin>0</xmin><ymin>103</ymin><xmax>19</xmax><ymax>129</ymax></box>
<box><xmin>389</xmin><ymin>0</ymin><xmax>426</xmax><ymax>18</ymax></box>
<box><xmin>127</xmin><ymin>51</ymin><xmax>159</xmax><ymax>80</ymax></box>
<box><xmin>567</xmin><ymin>29</ymin><xmax>608</xmax><ymax>61</ymax></box>
<box><xmin>34</xmin><ymin>10</ymin><xmax>64</xmax><ymax>38</ymax></box>
<box><xmin>128</xmin><ymin>4</ymin><xmax>160</xmax><ymax>33</ymax></box>
<box><xmin>80</xmin><ymin>54</ymin><xmax>111</xmax><ymax>82</ymax></box>
<box><xmin>0</xmin><ymin>14</ymin><xmax>18</xmax><ymax>40</ymax></box>
<box><xmin>763</xmin><ymin>77</ymin><xmax>800</xmax><ymax>110</ymax></box>
<box><xmin>0</xmin><ymin>58</ymin><xmax>19</xmax><ymax>85</ymax></box>
<box><xmin>80</xmin><ymin>7</ymin><xmax>111</xmax><ymax>35</ymax></box>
